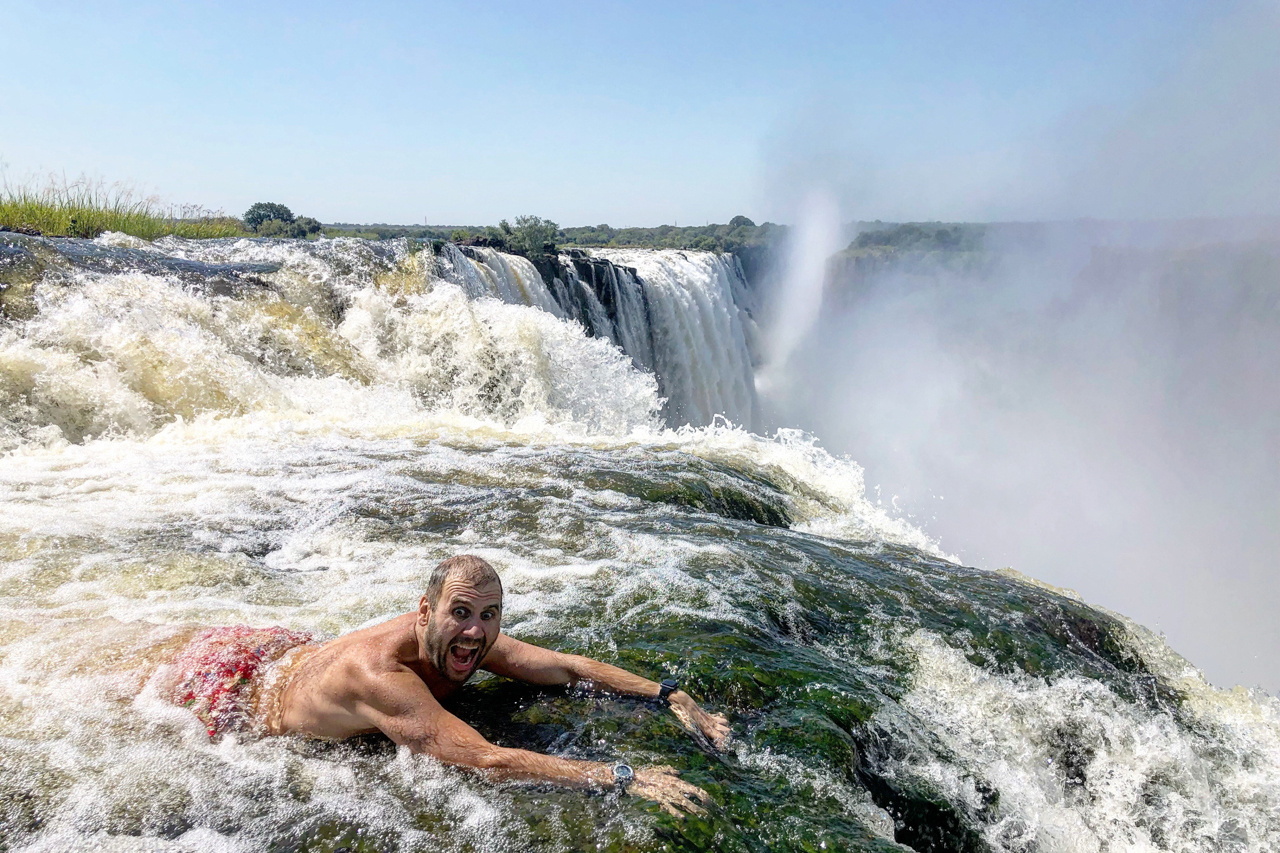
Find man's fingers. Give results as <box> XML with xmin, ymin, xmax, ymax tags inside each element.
<box><xmin>631</xmin><ymin>771</ymin><xmax>714</xmax><ymax>820</ymax></box>
<box><xmin>669</xmin><ymin>702</ymin><xmax>734</xmax><ymax>751</ymax></box>
<box><xmin>688</xmin><ymin>707</ymin><xmax>731</xmax><ymax>743</ymax></box>
<box><xmin>678</xmin><ymin>781</ymin><xmax>711</xmax><ymax>803</ymax></box>
<box><xmin>661</xmin><ymin>790</ymin><xmax>706</xmax><ymax>817</ymax></box>
<box><xmin>639</xmin><ymin>786</ymin><xmax>689</xmax><ymax>818</ymax></box>
<box><xmin>681</xmin><ymin>798</ymin><xmax>708</xmax><ymax>816</ymax></box>
<box><xmin>704</xmin><ymin>717</ymin><xmax>731</xmax><ymax>749</ymax></box>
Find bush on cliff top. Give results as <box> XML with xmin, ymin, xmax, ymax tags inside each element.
<box><xmin>243</xmin><ymin>202</ymin><xmax>323</xmax><ymax>239</ymax></box>
<box><xmin>507</xmin><ymin>215</ymin><xmax>559</xmax><ymax>256</ymax></box>
<box><xmin>243</xmin><ymin>202</ymin><xmax>295</xmax><ymax>231</ymax></box>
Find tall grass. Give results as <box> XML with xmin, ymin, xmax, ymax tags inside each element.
<box><xmin>0</xmin><ymin>176</ymin><xmax>247</xmax><ymax>240</ymax></box>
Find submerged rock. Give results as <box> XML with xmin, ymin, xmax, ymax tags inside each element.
<box><xmin>0</xmin><ymin>232</ymin><xmax>281</xmax><ymax>299</ymax></box>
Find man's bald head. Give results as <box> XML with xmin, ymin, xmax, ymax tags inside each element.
<box><xmin>425</xmin><ymin>555</ymin><xmax>502</xmax><ymax>606</ymax></box>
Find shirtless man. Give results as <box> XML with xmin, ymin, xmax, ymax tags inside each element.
<box><xmin>168</xmin><ymin>555</ymin><xmax>730</xmax><ymax>816</ymax></box>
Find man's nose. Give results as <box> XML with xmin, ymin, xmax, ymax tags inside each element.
<box><xmin>460</xmin><ymin>620</ymin><xmax>485</xmax><ymax>638</ymax></box>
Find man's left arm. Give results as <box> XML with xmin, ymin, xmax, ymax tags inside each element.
<box><xmin>483</xmin><ymin>634</ymin><xmax>731</xmax><ymax>748</ymax></box>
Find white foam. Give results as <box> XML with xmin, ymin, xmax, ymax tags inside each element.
<box><xmin>890</xmin><ymin>630</ymin><xmax>1280</xmax><ymax>852</ymax></box>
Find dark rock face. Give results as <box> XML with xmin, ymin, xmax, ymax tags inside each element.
<box><xmin>0</xmin><ymin>225</ymin><xmax>44</xmax><ymax>237</ymax></box>
<box><xmin>569</xmin><ymin>256</ymin><xmax>621</xmax><ymax>314</ymax></box>
<box><xmin>503</xmin><ymin>252</ymin><xmax>659</xmax><ymax>367</ymax></box>
<box><xmin>730</xmin><ymin>244</ymin><xmax>776</xmax><ymax>295</ymax></box>
<box><xmin>456</xmin><ymin>235</ymin><xmax>508</xmax><ymax>249</ymax></box>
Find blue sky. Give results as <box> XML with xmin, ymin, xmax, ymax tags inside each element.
<box><xmin>3</xmin><ymin>1</ymin><xmax>1275</xmax><ymax>225</ymax></box>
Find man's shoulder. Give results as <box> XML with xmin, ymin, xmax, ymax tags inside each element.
<box><xmin>319</xmin><ymin>615</ymin><xmax>420</xmax><ymax>689</ymax></box>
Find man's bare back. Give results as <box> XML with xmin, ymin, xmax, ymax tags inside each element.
<box><xmin>174</xmin><ymin>555</ymin><xmax>729</xmax><ymax>816</ymax></box>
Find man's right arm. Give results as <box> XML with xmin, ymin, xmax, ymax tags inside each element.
<box><xmin>353</xmin><ymin>667</ymin><xmax>709</xmax><ymax>815</ymax></box>
<box><xmin>357</xmin><ymin>668</ymin><xmax>610</xmax><ymax>785</ymax></box>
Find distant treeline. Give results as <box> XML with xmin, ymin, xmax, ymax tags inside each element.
<box><xmin>847</xmin><ymin>221</ymin><xmax>987</xmax><ymax>254</ymax></box>
<box><xmin>829</xmin><ymin>221</ymin><xmax>997</xmax><ymax>284</ymax></box>
<box><xmin>322</xmin><ymin>215</ymin><xmax>784</xmax><ymax>254</ymax></box>
<box><xmin>559</xmin><ymin>216</ymin><xmax>783</xmax><ymax>252</ymax></box>
<box><xmin>321</xmin><ymin>223</ymin><xmax>460</xmax><ymax>241</ymax></box>
<box><xmin>320</xmin><ymin>218</ymin><xmax>1000</xmax><ymax>259</ymax></box>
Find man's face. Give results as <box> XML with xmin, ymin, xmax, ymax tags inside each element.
<box><xmin>420</xmin><ymin>576</ymin><xmax>502</xmax><ymax>683</ymax></box>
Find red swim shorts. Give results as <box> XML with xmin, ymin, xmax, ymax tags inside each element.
<box><xmin>170</xmin><ymin>625</ymin><xmax>313</xmax><ymax>737</ymax></box>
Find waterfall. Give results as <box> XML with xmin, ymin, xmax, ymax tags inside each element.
<box><xmin>589</xmin><ymin>249</ymin><xmax>759</xmax><ymax>429</ymax></box>
<box><xmin>430</xmin><ymin>242</ymin><xmax>760</xmax><ymax>429</ymax></box>
<box><xmin>1</xmin><ymin>234</ymin><xmax>761</xmax><ymax>439</ymax></box>
<box><xmin>434</xmin><ymin>243</ymin><xmax>564</xmax><ymax>318</ymax></box>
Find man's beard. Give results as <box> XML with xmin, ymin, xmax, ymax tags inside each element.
<box><xmin>425</xmin><ymin>614</ymin><xmax>489</xmax><ymax>682</ymax></box>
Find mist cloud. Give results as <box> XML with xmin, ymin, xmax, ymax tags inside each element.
<box><xmin>757</xmin><ymin>0</ymin><xmax>1280</xmax><ymax>691</ymax></box>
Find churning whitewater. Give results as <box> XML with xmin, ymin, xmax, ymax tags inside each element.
<box><xmin>0</xmin><ymin>233</ymin><xmax>1277</xmax><ymax>852</ymax></box>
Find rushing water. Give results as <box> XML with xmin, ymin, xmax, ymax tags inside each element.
<box><xmin>0</xmin><ymin>233</ymin><xmax>1277</xmax><ymax>852</ymax></box>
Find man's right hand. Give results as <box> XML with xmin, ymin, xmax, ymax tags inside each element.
<box><xmin>628</xmin><ymin>765</ymin><xmax>712</xmax><ymax>817</ymax></box>
<box><xmin>667</xmin><ymin>691</ymin><xmax>731</xmax><ymax>749</ymax></box>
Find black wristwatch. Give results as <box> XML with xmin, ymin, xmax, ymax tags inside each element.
<box><xmin>657</xmin><ymin>677</ymin><xmax>679</xmax><ymax>704</ymax></box>
<box><xmin>612</xmin><ymin>762</ymin><xmax>635</xmax><ymax>792</ymax></box>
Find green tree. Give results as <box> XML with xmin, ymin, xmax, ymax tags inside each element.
<box><xmin>728</xmin><ymin>215</ymin><xmax>755</xmax><ymax>228</ymax></box>
<box><xmin>255</xmin><ymin>219</ymin><xmax>291</xmax><ymax>237</ymax></box>
<box><xmin>508</xmin><ymin>215</ymin><xmax>559</xmax><ymax>257</ymax></box>
<box><xmin>483</xmin><ymin>225</ymin><xmax>511</xmax><ymax>248</ymax></box>
<box><xmin>244</xmin><ymin>202</ymin><xmax>294</xmax><ymax>231</ymax></box>
<box><xmin>254</xmin><ymin>213</ymin><xmax>322</xmax><ymax>239</ymax></box>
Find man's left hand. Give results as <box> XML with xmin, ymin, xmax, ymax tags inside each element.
<box><xmin>667</xmin><ymin>691</ymin><xmax>730</xmax><ymax>749</ymax></box>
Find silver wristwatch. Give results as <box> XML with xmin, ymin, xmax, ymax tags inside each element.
<box><xmin>612</xmin><ymin>762</ymin><xmax>635</xmax><ymax>792</ymax></box>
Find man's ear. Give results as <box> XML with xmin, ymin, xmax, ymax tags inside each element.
<box><xmin>418</xmin><ymin>594</ymin><xmax>431</xmax><ymax>623</ymax></box>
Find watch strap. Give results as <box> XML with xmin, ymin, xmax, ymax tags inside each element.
<box><xmin>658</xmin><ymin>677</ymin><xmax>678</xmax><ymax>703</ymax></box>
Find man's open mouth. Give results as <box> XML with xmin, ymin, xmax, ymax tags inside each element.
<box><xmin>447</xmin><ymin>643</ymin><xmax>480</xmax><ymax>673</ymax></box>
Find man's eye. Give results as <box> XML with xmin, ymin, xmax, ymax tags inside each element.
<box><xmin>452</xmin><ymin>608</ymin><xmax>468</xmax><ymax>619</ymax></box>
<box><xmin>481</xmin><ymin>611</ymin><xmax>495</xmax><ymax>621</ymax></box>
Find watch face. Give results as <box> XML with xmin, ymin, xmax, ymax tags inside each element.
<box><xmin>614</xmin><ymin>763</ymin><xmax>635</xmax><ymax>783</ymax></box>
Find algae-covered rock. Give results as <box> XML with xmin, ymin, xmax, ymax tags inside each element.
<box><xmin>0</xmin><ymin>234</ymin><xmax>51</xmax><ymax>320</ymax></box>
<box><xmin>582</xmin><ymin>456</ymin><xmax>791</xmax><ymax>528</ymax></box>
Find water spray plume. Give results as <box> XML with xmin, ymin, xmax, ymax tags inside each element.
<box><xmin>757</xmin><ymin>189</ymin><xmax>842</xmax><ymax>397</ymax></box>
